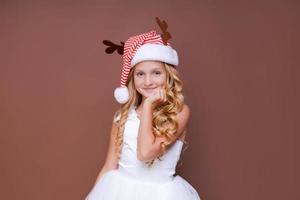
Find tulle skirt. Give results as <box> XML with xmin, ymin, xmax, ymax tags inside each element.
<box><xmin>85</xmin><ymin>170</ymin><xmax>200</xmax><ymax>200</ymax></box>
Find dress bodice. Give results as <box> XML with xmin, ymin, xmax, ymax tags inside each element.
<box><xmin>118</xmin><ymin>107</ymin><xmax>184</xmax><ymax>183</ymax></box>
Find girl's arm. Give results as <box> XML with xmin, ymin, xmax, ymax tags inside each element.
<box><xmin>137</xmin><ymin>101</ymin><xmax>190</xmax><ymax>162</ymax></box>
<box><xmin>93</xmin><ymin>116</ymin><xmax>119</xmax><ymax>186</ymax></box>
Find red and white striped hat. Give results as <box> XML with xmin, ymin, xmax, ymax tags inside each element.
<box><xmin>114</xmin><ymin>30</ymin><xmax>179</xmax><ymax>104</ymax></box>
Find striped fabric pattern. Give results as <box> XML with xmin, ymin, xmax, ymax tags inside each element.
<box><xmin>120</xmin><ymin>30</ymin><xmax>166</xmax><ymax>86</ymax></box>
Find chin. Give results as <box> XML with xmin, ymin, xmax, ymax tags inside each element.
<box><xmin>141</xmin><ymin>93</ymin><xmax>151</xmax><ymax>98</ymax></box>
<box><xmin>137</xmin><ymin>87</ymin><xmax>160</xmax><ymax>98</ymax></box>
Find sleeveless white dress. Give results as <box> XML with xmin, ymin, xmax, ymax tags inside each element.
<box><xmin>85</xmin><ymin>107</ymin><xmax>201</xmax><ymax>200</ymax></box>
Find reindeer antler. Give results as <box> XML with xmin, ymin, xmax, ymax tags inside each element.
<box><xmin>102</xmin><ymin>40</ymin><xmax>124</xmax><ymax>55</ymax></box>
<box><xmin>155</xmin><ymin>17</ymin><xmax>172</xmax><ymax>45</ymax></box>
<box><xmin>103</xmin><ymin>18</ymin><xmax>171</xmax><ymax>54</ymax></box>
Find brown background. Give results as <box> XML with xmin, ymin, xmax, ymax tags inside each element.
<box><xmin>0</xmin><ymin>0</ymin><xmax>298</xmax><ymax>200</ymax></box>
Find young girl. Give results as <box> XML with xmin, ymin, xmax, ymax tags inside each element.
<box><xmin>85</xmin><ymin>30</ymin><xmax>201</xmax><ymax>200</ymax></box>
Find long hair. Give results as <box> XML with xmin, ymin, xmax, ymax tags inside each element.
<box><xmin>113</xmin><ymin>63</ymin><xmax>186</xmax><ymax>165</ymax></box>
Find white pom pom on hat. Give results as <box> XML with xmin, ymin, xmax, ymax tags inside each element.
<box><xmin>114</xmin><ymin>86</ymin><xmax>129</xmax><ymax>104</ymax></box>
<box><xmin>114</xmin><ymin>30</ymin><xmax>179</xmax><ymax>104</ymax></box>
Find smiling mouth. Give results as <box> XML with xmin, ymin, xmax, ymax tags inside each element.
<box><xmin>143</xmin><ymin>88</ymin><xmax>156</xmax><ymax>92</ymax></box>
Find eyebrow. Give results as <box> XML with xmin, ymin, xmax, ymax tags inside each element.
<box><xmin>135</xmin><ymin>68</ymin><xmax>163</xmax><ymax>73</ymax></box>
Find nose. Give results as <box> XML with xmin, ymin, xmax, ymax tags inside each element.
<box><xmin>144</xmin><ymin>74</ymin><xmax>153</xmax><ymax>86</ymax></box>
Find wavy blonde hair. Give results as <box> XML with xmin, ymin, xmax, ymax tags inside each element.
<box><xmin>113</xmin><ymin>63</ymin><xmax>187</xmax><ymax>165</ymax></box>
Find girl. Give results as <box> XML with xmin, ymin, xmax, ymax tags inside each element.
<box><xmin>85</xmin><ymin>30</ymin><xmax>201</xmax><ymax>200</ymax></box>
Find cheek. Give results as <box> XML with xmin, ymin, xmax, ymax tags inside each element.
<box><xmin>157</xmin><ymin>75</ymin><xmax>167</xmax><ymax>85</ymax></box>
<box><xmin>134</xmin><ymin>79</ymin><xmax>142</xmax><ymax>89</ymax></box>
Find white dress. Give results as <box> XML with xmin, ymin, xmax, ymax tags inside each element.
<box><xmin>85</xmin><ymin>107</ymin><xmax>201</xmax><ymax>200</ymax></box>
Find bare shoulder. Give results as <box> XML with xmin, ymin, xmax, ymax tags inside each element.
<box><xmin>177</xmin><ymin>104</ymin><xmax>191</xmax><ymax>123</ymax></box>
<box><xmin>112</xmin><ymin>110</ymin><xmax>121</xmax><ymax>124</ymax></box>
<box><xmin>109</xmin><ymin>110</ymin><xmax>121</xmax><ymax>136</ymax></box>
<box><xmin>175</xmin><ymin>104</ymin><xmax>190</xmax><ymax>140</ymax></box>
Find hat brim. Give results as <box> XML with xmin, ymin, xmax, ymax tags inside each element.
<box><xmin>131</xmin><ymin>44</ymin><xmax>179</xmax><ymax>67</ymax></box>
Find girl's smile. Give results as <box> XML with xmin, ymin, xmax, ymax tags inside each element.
<box><xmin>133</xmin><ymin>61</ymin><xmax>167</xmax><ymax>99</ymax></box>
<box><xmin>143</xmin><ymin>87</ymin><xmax>157</xmax><ymax>93</ymax></box>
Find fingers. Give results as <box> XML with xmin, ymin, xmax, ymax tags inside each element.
<box><xmin>161</xmin><ymin>89</ymin><xmax>167</xmax><ymax>102</ymax></box>
<box><xmin>164</xmin><ymin>90</ymin><xmax>167</xmax><ymax>102</ymax></box>
<box><xmin>156</xmin><ymin>90</ymin><xmax>162</xmax><ymax>103</ymax></box>
<box><xmin>146</xmin><ymin>88</ymin><xmax>167</xmax><ymax>106</ymax></box>
<box><xmin>158</xmin><ymin>89</ymin><xmax>167</xmax><ymax>103</ymax></box>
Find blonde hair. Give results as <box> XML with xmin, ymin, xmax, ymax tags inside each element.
<box><xmin>113</xmin><ymin>63</ymin><xmax>187</xmax><ymax>165</ymax></box>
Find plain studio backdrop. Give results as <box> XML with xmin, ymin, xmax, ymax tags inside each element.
<box><xmin>0</xmin><ymin>1</ymin><xmax>298</xmax><ymax>200</ymax></box>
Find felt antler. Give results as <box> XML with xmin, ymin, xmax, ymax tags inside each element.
<box><xmin>155</xmin><ymin>17</ymin><xmax>172</xmax><ymax>45</ymax></box>
<box><xmin>102</xmin><ymin>40</ymin><xmax>124</xmax><ymax>55</ymax></box>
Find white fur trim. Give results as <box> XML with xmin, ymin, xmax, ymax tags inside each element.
<box><xmin>131</xmin><ymin>43</ymin><xmax>179</xmax><ymax>67</ymax></box>
<box><xmin>114</xmin><ymin>87</ymin><xmax>129</xmax><ymax>104</ymax></box>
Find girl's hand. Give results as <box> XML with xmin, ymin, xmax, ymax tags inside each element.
<box><xmin>144</xmin><ymin>88</ymin><xmax>167</xmax><ymax>106</ymax></box>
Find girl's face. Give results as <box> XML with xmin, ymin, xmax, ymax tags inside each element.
<box><xmin>133</xmin><ymin>61</ymin><xmax>167</xmax><ymax>99</ymax></box>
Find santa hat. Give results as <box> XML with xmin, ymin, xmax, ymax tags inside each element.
<box><xmin>113</xmin><ymin>30</ymin><xmax>179</xmax><ymax>104</ymax></box>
